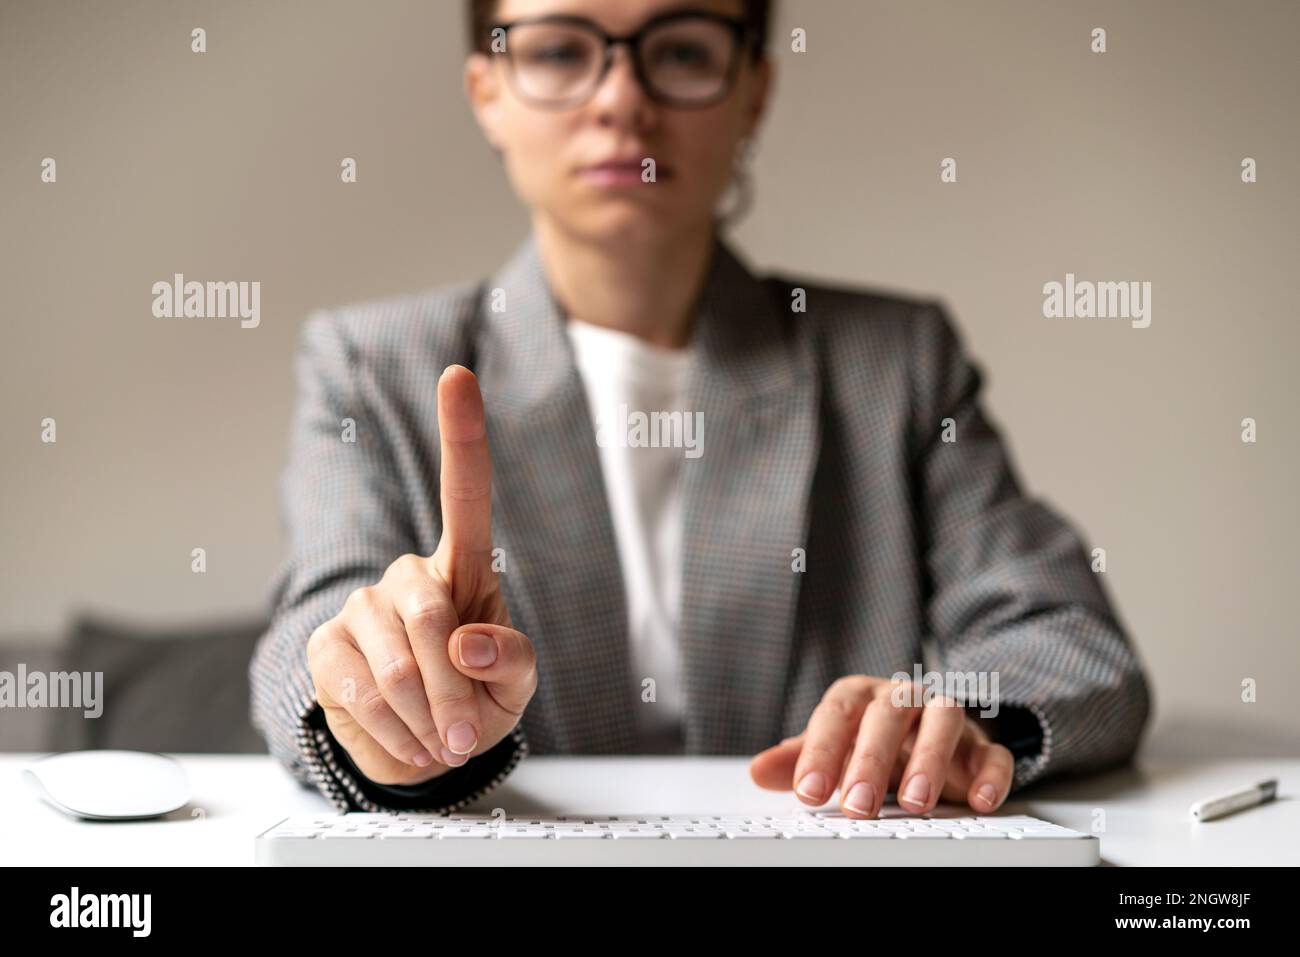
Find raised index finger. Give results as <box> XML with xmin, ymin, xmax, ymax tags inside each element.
<box><xmin>437</xmin><ymin>365</ymin><xmax>494</xmax><ymax>558</ymax></box>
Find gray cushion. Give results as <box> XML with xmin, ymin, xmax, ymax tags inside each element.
<box><xmin>47</xmin><ymin>614</ymin><xmax>270</xmax><ymax>754</ymax></box>
<box><xmin>0</xmin><ymin>642</ymin><xmax>66</xmax><ymax>751</ymax></box>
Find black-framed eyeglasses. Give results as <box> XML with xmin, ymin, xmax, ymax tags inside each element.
<box><xmin>488</xmin><ymin>10</ymin><xmax>756</xmax><ymax>110</ymax></box>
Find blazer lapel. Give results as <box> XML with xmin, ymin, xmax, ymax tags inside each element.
<box><xmin>679</xmin><ymin>232</ymin><xmax>821</xmax><ymax>755</ymax></box>
<box><xmin>474</xmin><ymin>234</ymin><xmax>638</xmax><ymax>754</ymax></box>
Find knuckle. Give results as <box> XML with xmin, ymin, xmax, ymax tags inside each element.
<box><xmin>850</xmin><ymin>751</ymin><xmax>891</xmax><ymax>778</ymax></box>
<box><xmin>356</xmin><ymin>689</ymin><xmax>391</xmax><ymax>722</ymax></box>
<box><xmin>404</xmin><ymin>593</ymin><xmax>456</xmax><ymax>627</ymax></box>
<box><xmin>308</xmin><ymin>628</ymin><xmax>346</xmax><ymax>672</ymax></box>
<box><xmin>909</xmin><ymin>745</ymin><xmax>947</xmax><ymax>767</ymax></box>
<box><xmin>306</xmin><ymin>623</ymin><xmax>331</xmax><ymax>659</ymax></box>
<box><xmin>442</xmin><ymin>482</ymin><xmax>491</xmax><ymax>503</ymax></box>
<box><xmin>427</xmin><ymin>684</ymin><xmax>476</xmax><ymax>712</ymax></box>
<box><xmin>867</xmin><ymin>690</ymin><xmax>909</xmax><ymax>719</ymax></box>
<box><xmin>882</xmin><ymin>678</ymin><xmax>913</xmax><ymax>701</ymax></box>
<box><xmin>924</xmin><ymin>697</ymin><xmax>962</xmax><ymax>716</ymax></box>
<box><xmin>391</xmin><ymin>553</ymin><xmax>427</xmax><ymax>576</ymax></box>
<box><xmin>801</xmin><ymin>739</ymin><xmax>842</xmax><ymax>764</ymax></box>
<box><xmin>375</xmin><ymin>655</ymin><xmax>419</xmax><ymax>692</ymax></box>
<box><xmin>344</xmin><ymin>585</ymin><xmax>381</xmax><ymax>617</ymax></box>
<box><xmin>814</xmin><ymin>694</ymin><xmax>857</xmax><ymax>722</ymax></box>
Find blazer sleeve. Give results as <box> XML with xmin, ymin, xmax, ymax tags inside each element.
<box><xmin>907</xmin><ymin>300</ymin><xmax>1153</xmax><ymax>791</ymax></box>
<box><xmin>249</xmin><ymin>309</ymin><xmax>528</xmax><ymax>812</ymax></box>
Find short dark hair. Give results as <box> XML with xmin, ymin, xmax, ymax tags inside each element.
<box><xmin>466</xmin><ymin>1</ymin><xmax>775</xmax><ymax>62</ymax></box>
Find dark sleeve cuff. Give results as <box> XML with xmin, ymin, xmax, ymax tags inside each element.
<box><xmin>965</xmin><ymin>704</ymin><xmax>1044</xmax><ymax>762</ymax></box>
<box><xmin>306</xmin><ymin>704</ymin><xmax>527</xmax><ymax>812</ymax></box>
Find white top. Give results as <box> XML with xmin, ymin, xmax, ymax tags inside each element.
<box><xmin>565</xmin><ymin>317</ymin><xmax>693</xmax><ymax>753</ymax></box>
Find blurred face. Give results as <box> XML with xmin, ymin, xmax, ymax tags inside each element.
<box><xmin>465</xmin><ymin>0</ymin><xmax>772</xmax><ymax>246</ymax></box>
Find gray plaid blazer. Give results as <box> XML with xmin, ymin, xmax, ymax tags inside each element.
<box><xmin>250</xmin><ymin>228</ymin><xmax>1152</xmax><ymax>813</ymax></box>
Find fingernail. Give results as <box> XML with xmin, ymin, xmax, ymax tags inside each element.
<box><xmin>901</xmin><ymin>773</ymin><xmax>930</xmax><ymax>808</ymax></box>
<box><xmin>844</xmin><ymin>781</ymin><xmax>876</xmax><ymax>816</ymax></box>
<box><xmin>796</xmin><ymin>772</ymin><xmax>827</xmax><ymax>802</ymax></box>
<box><xmin>977</xmin><ymin>783</ymin><xmax>998</xmax><ymax>808</ymax></box>
<box><xmin>440</xmin><ymin>747</ymin><xmax>468</xmax><ymax>766</ymax></box>
<box><xmin>412</xmin><ymin>749</ymin><xmax>433</xmax><ymax>767</ymax></box>
<box><xmin>446</xmin><ymin>721</ymin><xmax>478</xmax><ymax>754</ymax></box>
<box><xmin>459</xmin><ymin>632</ymin><xmax>498</xmax><ymax>668</ymax></box>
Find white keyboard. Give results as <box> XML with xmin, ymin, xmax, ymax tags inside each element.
<box><xmin>256</xmin><ymin>810</ymin><xmax>1099</xmax><ymax>866</ymax></box>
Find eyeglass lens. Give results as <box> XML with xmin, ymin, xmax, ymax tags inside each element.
<box><xmin>505</xmin><ymin>17</ymin><xmax>739</xmax><ymax>106</ymax></box>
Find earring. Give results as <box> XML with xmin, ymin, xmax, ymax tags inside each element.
<box><xmin>717</xmin><ymin>136</ymin><xmax>756</xmax><ymax>229</ymax></box>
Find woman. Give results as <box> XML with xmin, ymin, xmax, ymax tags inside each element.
<box><xmin>251</xmin><ymin>0</ymin><xmax>1151</xmax><ymax>818</ymax></box>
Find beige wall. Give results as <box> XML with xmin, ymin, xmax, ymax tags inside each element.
<box><xmin>2</xmin><ymin>1</ymin><xmax>1297</xmax><ymax>746</ymax></box>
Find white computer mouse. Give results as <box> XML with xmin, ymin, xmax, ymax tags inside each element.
<box><xmin>23</xmin><ymin>750</ymin><xmax>192</xmax><ymax>820</ymax></box>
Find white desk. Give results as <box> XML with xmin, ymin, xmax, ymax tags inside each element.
<box><xmin>1</xmin><ymin>754</ymin><xmax>1293</xmax><ymax>866</ymax></box>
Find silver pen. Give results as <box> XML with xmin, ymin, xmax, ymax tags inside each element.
<box><xmin>1189</xmin><ymin>778</ymin><xmax>1278</xmax><ymax>822</ymax></box>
